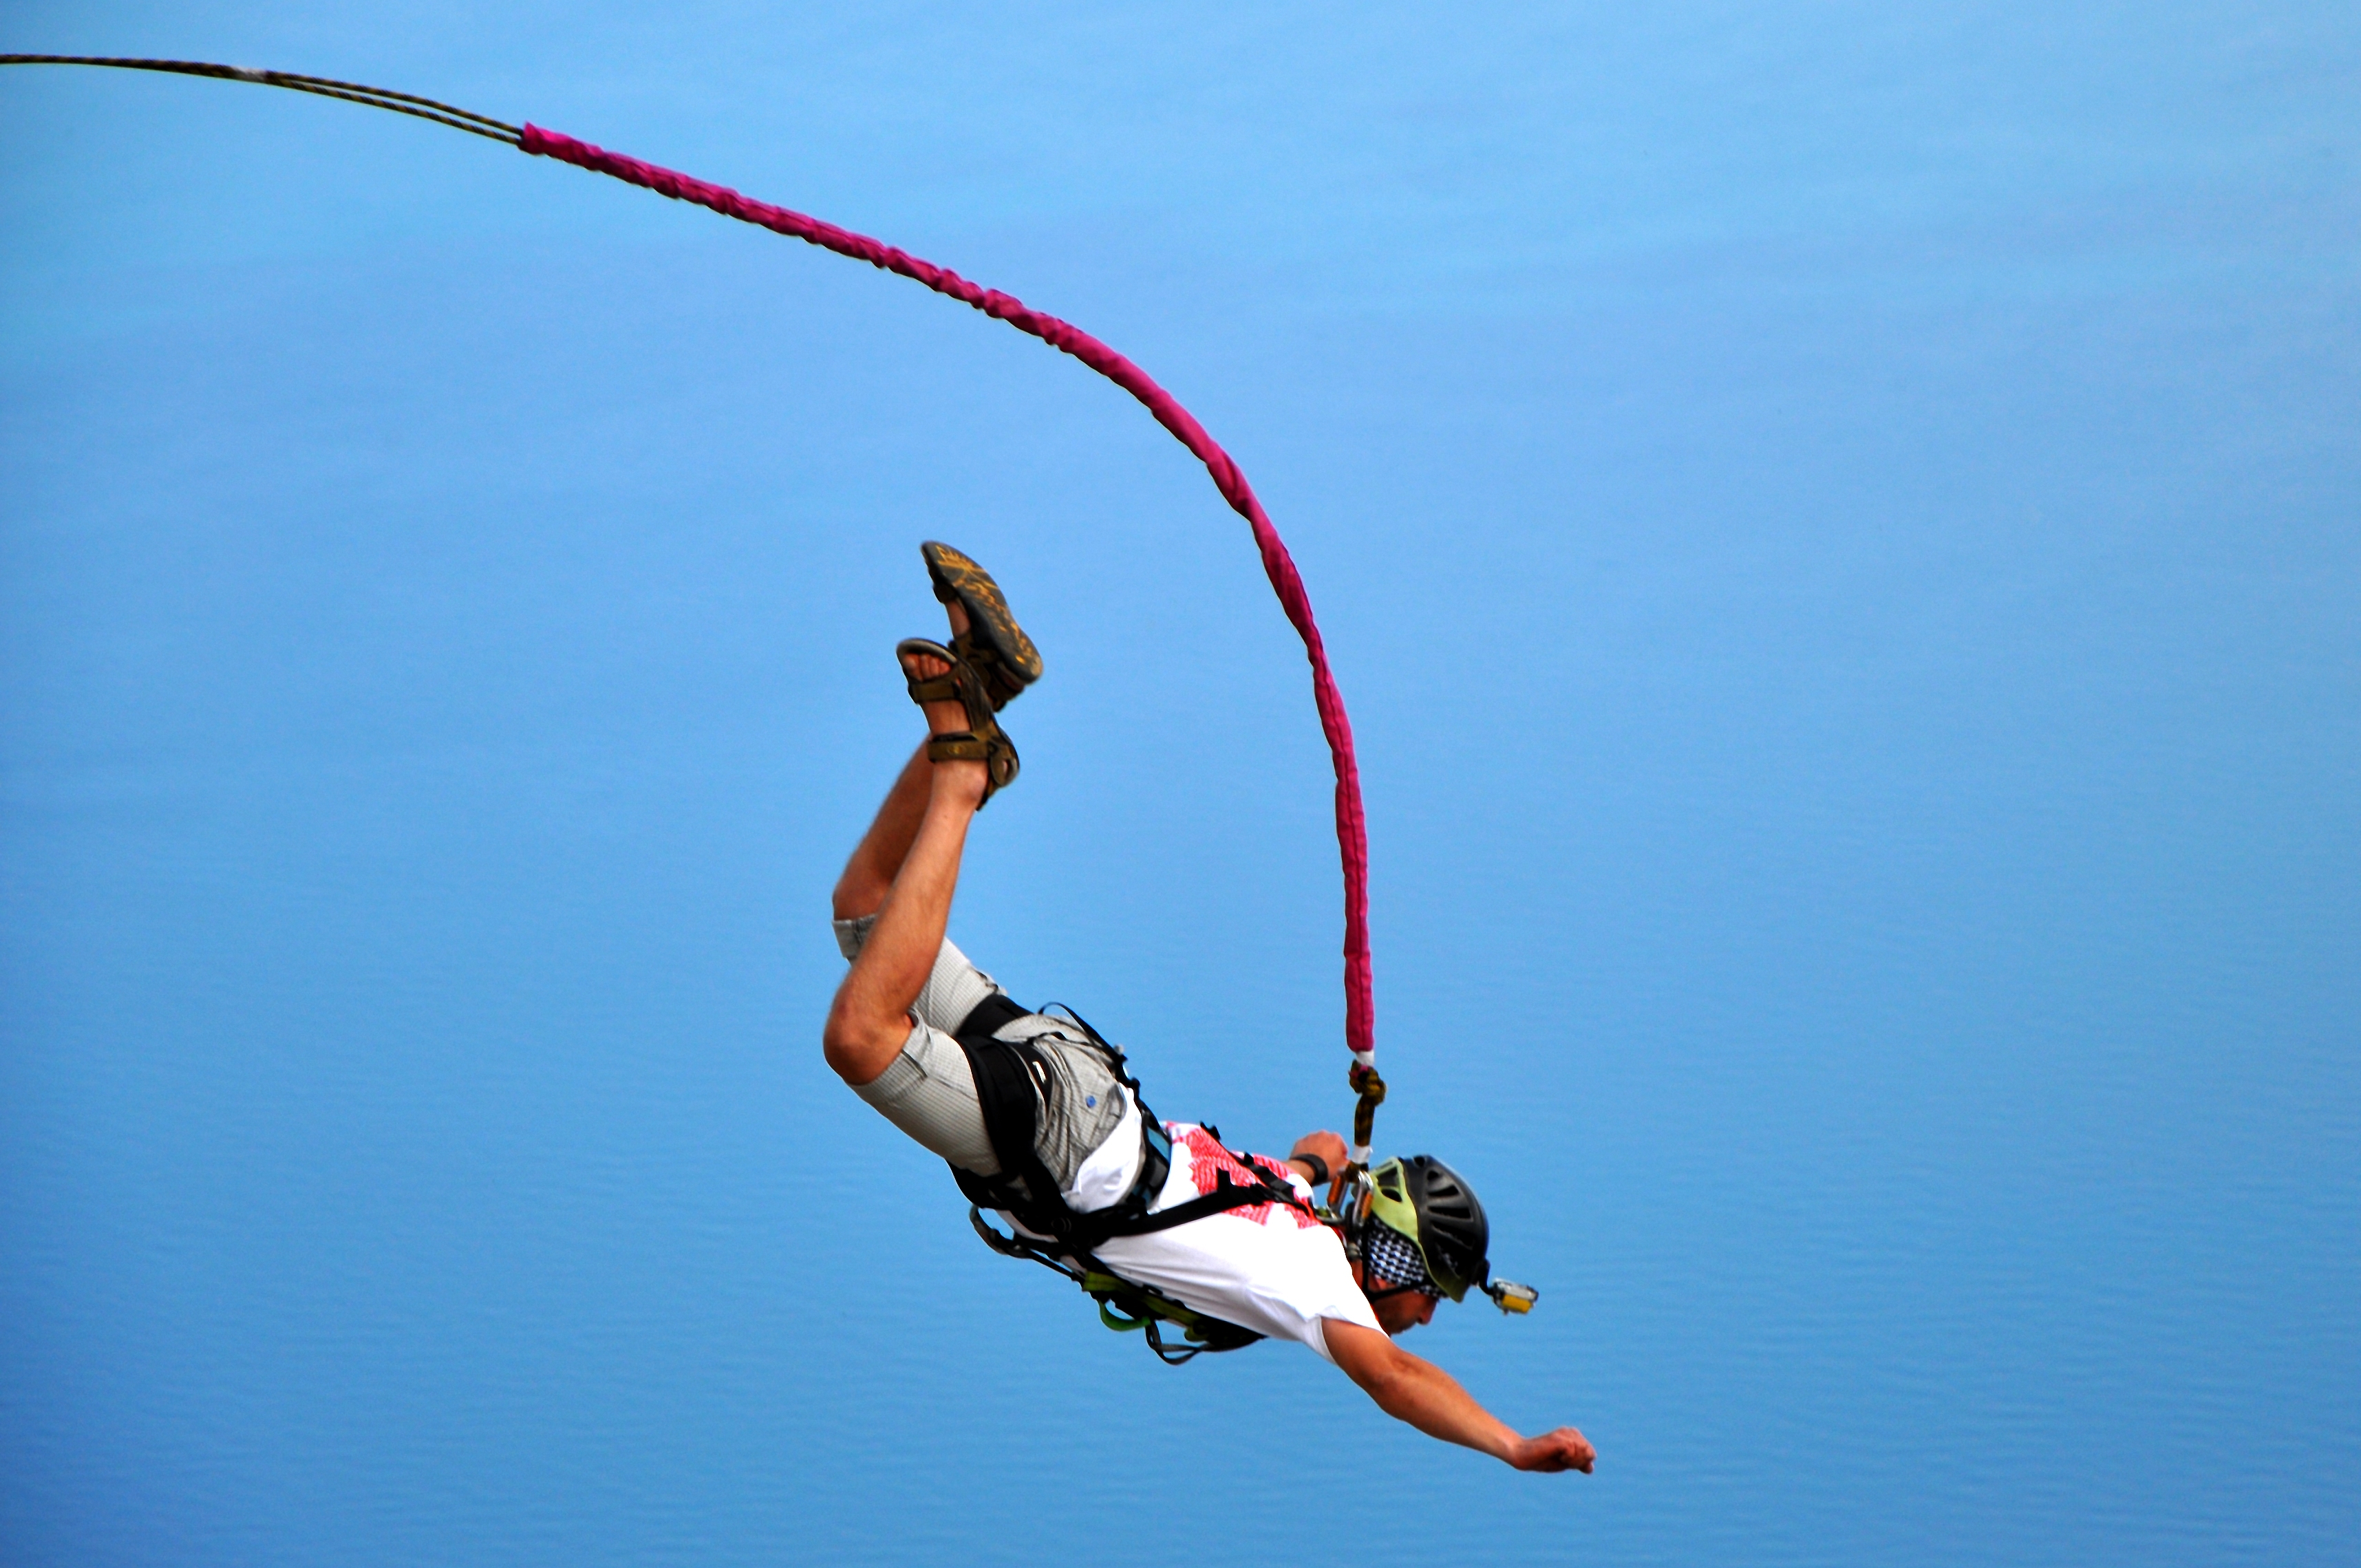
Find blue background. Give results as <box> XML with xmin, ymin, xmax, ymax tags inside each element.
<box><xmin>3</xmin><ymin>4</ymin><xmax>2355</xmax><ymax>1563</ymax></box>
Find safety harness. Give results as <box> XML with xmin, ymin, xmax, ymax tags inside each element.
<box><xmin>948</xmin><ymin>996</ymin><xmax>1316</xmax><ymax>1364</ymax></box>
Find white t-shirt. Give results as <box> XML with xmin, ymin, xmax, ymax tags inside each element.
<box><xmin>1023</xmin><ymin>1113</ymin><xmax>1382</xmax><ymax>1363</ymax></box>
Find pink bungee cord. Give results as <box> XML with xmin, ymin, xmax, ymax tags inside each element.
<box><xmin>2</xmin><ymin>54</ymin><xmax>1387</xmax><ymax>1132</ymax></box>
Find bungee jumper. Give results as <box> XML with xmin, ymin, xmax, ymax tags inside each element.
<box><xmin>6</xmin><ymin>56</ymin><xmax>1593</xmax><ymax>1470</ymax></box>
<box><xmin>823</xmin><ymin>544</ymin><xmax>1592</xmax><ymax>1472</ymax></box>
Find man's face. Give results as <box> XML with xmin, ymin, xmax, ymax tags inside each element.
<box><xmin>1358</xmin><ymin>1260</ymin><xmax>1440</xmax><ymax>1335</ymax></box>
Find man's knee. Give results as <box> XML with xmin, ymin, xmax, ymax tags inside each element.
<box><xmin>831</xmin><ymin>870</ymin><xmax>886</xmax><ymax>925</ymax></box>
<box><xmin>822</xmin><ymin>1002</ymin><xmax>909</xmax><ymax>1088</ymax></box>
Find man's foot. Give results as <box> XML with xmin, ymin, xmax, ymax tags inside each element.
<box><xmin>922</xmin><ymin>542</ymin><xmax>1041</xmax><ymax>711</ymax></box>
<box><xmin>897</xmin><ymin>638</ymin><xmax>1018</xmax><ymax>807</ymax></box>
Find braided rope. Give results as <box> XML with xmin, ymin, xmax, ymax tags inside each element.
<box><xmin>513</xmin><ymin>125</ymin><xmax>1376</xmax><ymax>1061</ymax></box>
<box><xmin>0</xmin><ymin>56</ymin><xmax>1379</xmax><ymax>1066</ymax></box>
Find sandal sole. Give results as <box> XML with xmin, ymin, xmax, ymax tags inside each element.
<box><xmin>921</xmin><ymin>542</ymin><xmax>1043</xmax><ymax>691</ymax></box>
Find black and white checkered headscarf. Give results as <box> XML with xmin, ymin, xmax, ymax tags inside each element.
<box><xmin>1361</xmin><ymin>1221</ymin><xmax>1435</xmax><ymax>1294</ymax></box>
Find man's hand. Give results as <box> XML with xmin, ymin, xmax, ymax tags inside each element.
<box><xmin>1289</xmin><ymin>1130</ymin><xmax>1349</xmax><ymax>1185</ymax></box>
<box><xmin>1508</xmin><ymin>1427</ymin><xmax>1596</xmax><ymax>1474</ymax></box>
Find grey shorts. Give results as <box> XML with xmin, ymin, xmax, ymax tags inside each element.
<box><xmin>834</xmin><ymin>915</ymin><xmax>1129</xmax><ymax>1187</ymax></box>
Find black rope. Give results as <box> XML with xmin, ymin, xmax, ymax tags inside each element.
<box><xmin>0</xmin><ymin>55</ymin><xmax>521</xmax><ymax>144</ymax></box>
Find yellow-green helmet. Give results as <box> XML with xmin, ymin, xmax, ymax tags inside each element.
<box><xmin>1363</xmin><ymin>1154</ymin><xmax>1491</xmax><ymax>1302</ymax></box>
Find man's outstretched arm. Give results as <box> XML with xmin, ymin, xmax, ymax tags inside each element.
<box><xmin>1321</xmin><ymin>1319</ymin><xmax>1596</xmax><ymax>1473</ymax></box>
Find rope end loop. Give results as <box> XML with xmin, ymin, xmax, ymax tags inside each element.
<box><xmin>1343</xmin><ymin>1062</ymin><xmax>1387</xmax><ymax>1181</ymax></box>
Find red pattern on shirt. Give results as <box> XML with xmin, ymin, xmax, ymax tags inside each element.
<box><xmin>1172</xmin><ymin>1126</ymin><xmax>1323</xmax><ymax>1229</ymax></box>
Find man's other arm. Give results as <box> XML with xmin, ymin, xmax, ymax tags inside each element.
<box><xmin>1321</xmin><ymin>1319</ymin><xmax>1596</xmax><ymax>1472</ymax></box>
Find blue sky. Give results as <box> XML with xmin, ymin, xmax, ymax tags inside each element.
<box><xmin>4</xmin><ymin>6</ymin><xmax>2357</xmax><ymax>1565</ymax></box>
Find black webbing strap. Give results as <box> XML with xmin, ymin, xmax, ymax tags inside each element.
<box><xmin>1080</xmin><ymin>1156</ymin><xmax>1309</xmax><ymax>1242</ymax></box>
<box><xmin>948</xmin><ymin>992</ymin><xmax>1071</xmax><ymax>1238</ymax></box>
<box><xmin>952</xmin><ymin>990</ymin><xmax>1317</xmax><ymax>1246</ymax></box>
<box><xmin>972</xmin><ymin>1203</ymin><xmax>1266</xmax><ymax>1364</ymax></box>
<box><xmin>946</xmin><ymin>994</ymin><xmax>1317</xmax><ymax>1360</ymax></box>
<box><xmin>1138</xmin><ymin>1307</ymin><xmax>1263</xmax><ymax>1363</ymax></box>
<box><xmin>955</xmin><ymin>990</ymin><xmax>1032</xmax><ymax>1046</ymax></box>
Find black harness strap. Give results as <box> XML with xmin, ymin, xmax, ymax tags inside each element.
<box><xmin>955</xmin><ymin>990</ymin><xmax>1032</xmax><ymax>1045</ymax></box>
<box><xmin>943</xmin><ymin>994</ymin><xmax>1318</xmax><ymax>1360</ymax></box>
<box><xmin>1096</xmin><ymin>1156</ymin><xmax>1309</xmax><ymax>1238</ymax></box>
<box><xmin>948</xmin><ymin>991</ymin><xmax>1080</xmax><ymax>1243</ymax></box>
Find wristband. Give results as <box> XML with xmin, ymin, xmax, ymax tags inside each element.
<box><xmin>1293</xmin><ymin>1151</ymin><xmax>1332</xmax><ymax>1188</ymax></box>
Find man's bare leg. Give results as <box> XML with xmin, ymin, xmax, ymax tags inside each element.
<box><xmin>829</xmin><ymin>600</ymin><xmax>978</xmax><ymax>923</ymax></box>
<box><xmin>831</xmin><ymin>743</ymin><xmax>934</xmax><ymax>924</ymax></box>
<box><xmin>821</xmin><ymin>638</ymin><xmax>988</xmax><ymax>1088</ymax></box>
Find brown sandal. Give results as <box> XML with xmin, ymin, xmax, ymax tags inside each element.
<box><xmin>897</xmin><ymin>637</ymin><xmax>1020</xmax><ymax>806</ymax></box>
<box><xmin>921</xmin><ymin>541</ymin><xmax>1042</xmax><ymax>711</ymax></box>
